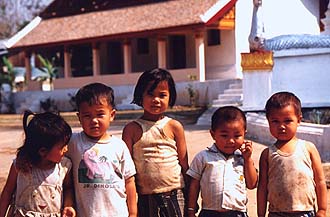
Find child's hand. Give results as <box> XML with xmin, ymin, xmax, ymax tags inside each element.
<box><xmin>240</xmin><ymin>140</ymin><xmax>253</xmax><ymax>160</ymax></box>
<box><xmin>62</xmin><ymin>206</ymin><xmax>76</xmax><ymax>217</ymax></box>
<box><xmin>316</xmin><ymin>209</ymin><xmax>326</xmax><ymax>217</ymax></box>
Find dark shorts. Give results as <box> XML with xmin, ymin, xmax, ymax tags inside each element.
<box><xmin>269</xmin><ymin>210</ymin><xmax>315</xmax><ymax>217</ymax></box>
<box><xmin>138</xmin><ymin>189</ymin><xmax>185</xmax><ymax>217</ymax></box>
<box><xmin>199</xmin><ymin>209</ymin><xmax>248</xmax><ymax>217</ymax></box>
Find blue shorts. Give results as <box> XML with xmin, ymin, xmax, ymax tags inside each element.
<box><xmin>137</xmin><ymin>189</ymin><xmax>185</xmax><ymax>217</ymax></box>
<box><xmin>269</xmin><ymin>210</ymin><xmax>315</xmax><ymax>217</ymax></box>
<box><xmin>199</xmin><ymin>209</ymin><xmax>248</xmax><ymax>217</ymax></box>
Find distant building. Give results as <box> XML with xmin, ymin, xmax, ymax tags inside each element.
<box><xmin>6</xmin><ymin>0</ymin><xmax>244</xmax><ymax>91</ymax></box>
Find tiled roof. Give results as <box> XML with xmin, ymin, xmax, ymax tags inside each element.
<box><xmin>12</xmin><ymin>0</ymin><xmax>220</xmax><ymax>48</ymax></box>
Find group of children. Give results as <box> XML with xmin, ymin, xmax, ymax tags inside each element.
<box><xmin>0</xmin><ymin>68</ymin><xmax>327</xmax><ymax>217</ymax></box>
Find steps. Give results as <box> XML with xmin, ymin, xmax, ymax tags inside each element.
<box><xmin>196</xmin><ymin>81</ymin><xmax>243</xmax><ymax>126</ymax></box>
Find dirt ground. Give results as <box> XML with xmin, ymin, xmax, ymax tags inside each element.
<box><xmin>0</xmin><ymin>124</ymin><xmax>329</xmax><ymax>216</ymax></box>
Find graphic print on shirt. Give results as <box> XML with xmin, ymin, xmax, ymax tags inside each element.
<box><xmin>17</xmin><ymin>184</ymin><xmax>62</xmax><ymax>213</ymax></box>
<box><xmin>78</xmin><ymin>146</ymin><xmax>122</xmax><ymax>184</ymax></box>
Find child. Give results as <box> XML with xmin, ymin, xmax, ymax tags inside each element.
<box><xmin>0</xmin><ymin>110</ymin><xmax>75</xmax><ymax>217</ymax></box>
<box><xmin>66</xmin><ymin>82</ymin><xmax>137</xmax><ymax>216</ymax></box>
<box><xmin>122</xmin><ymin>68</ymin><xmax>189</xmax><ymax>217</ymax></box>
<box><xmin>186</xmin><ymin>106</ymin><xmax>258</xmax><ymax>217</ymax></box>
<box><xmin>257</xmin><ymin>91</ymin><xmax>327</xmax><ymax>217</ymax></box>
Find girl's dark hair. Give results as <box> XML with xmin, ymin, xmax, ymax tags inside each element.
<box><xmin>131</xmin><ymin>68</ymin><xmax>177</xmax><ymax>107</ymax></box>
<box><xmin>16</xmin><ymin>110</ymin><xmax>72</xmax><ymax>172</ymax></box>
<box><xmin>265</xmin><ymin>91</ymin><xmax>302</xmax><ymax>118</ymax></box>
<box><xmin>211</xmin><ymin>106</ymin><xmax>247</xmax><ymax>131</ymax></box>
<box><xmin>75</xmin><ymin>82</ymin><xmax>115</xmax><ymax>111</ymax></box>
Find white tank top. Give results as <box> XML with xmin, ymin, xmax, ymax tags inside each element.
<box><xmin>267</xmin><ymin>139</ymin><xmax>316</xmax><ymax>212</ymax></box>
<box><xmin>133</xmin><ymin>116</ymin><xmax>184</xmax><ymax>194</ymax></box>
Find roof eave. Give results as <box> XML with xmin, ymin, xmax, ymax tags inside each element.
<box><xmin>5</xmin><ymin>16</ymin><xmax>42</xmax><ymax>49</ymax></box>
<box><xmin>200</xmin><ymin>0</ymin><xmax>237</xmax><ymax>25</ymax></box>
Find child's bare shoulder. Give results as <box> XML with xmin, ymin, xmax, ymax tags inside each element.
<box><xmin>167</xmin><ymin>118</ymin><xmax>183</xmax><ymax>129</ymax></box>
<box><xmin>123</xmin><ymin>121</ymin><xmax>141</xmax><ymax>132</ymax></box>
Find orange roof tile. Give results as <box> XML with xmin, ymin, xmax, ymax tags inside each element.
<box><xmin>13</xmin><ymin>0</ymin><xmax>223</xmax><ymax>48</ymax></box>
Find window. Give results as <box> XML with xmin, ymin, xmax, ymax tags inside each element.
<box><xmin>207</xmin><ymin>29</ymin><xmax>221</xmax><ymax>46</ymax></box>
<box><xmin>137</xmin><ymin>38</ymin><xmax>149</xmax><ymax>54</ymax></box>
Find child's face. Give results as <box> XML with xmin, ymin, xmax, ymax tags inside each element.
<box><xmin>45</xmin><ymin>143</ymin><xmax>68</xmax><ymax>163</ymax></box>
<box><xmin>77</xmin><ymin>97</ymin><xmax>115</xmax><ymax>140</ymax></box>
<box><xmin>210</xmin><ymin>119</ymin><xmax>246</xmax><ymax>155</ymax></box>
<box><xmin>267</xmin><ymin>105</ymin><xmax>301</xmax><ymax>142</ymax></box>
<box><xmin>142</xmin><ymin>80</ymin><xmax>170</xmax><ymax>119</ymax></box>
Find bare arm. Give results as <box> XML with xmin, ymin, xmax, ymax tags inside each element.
<box><xmin>187</xmin><ymin>177</ymin><xmax>200</xmax><ymax>217</ymax></box>
<box><xmin>0</xmin><ymin>163</ymin><xmax>17</xmax><ymax>217</ymax></box>
<box><xmin>241</xmin><ymin>140</ymin><xmax>258</xmax><ymax>189</ymax></box>
<box><xmin>125</xmin><ymin>176</ymin><xmax>137</xmax><ymax>217</ymax></box>
<box><xmin>170</xmin><ymin>120</ymin><xmax>189</xmax><ymax>184</ymax></box>
<box><xmin>257</xmin><ymin>148</ymin><xmax>269</xmax><ymax>217</ymax></box>
<box><xmin>307</xmin><ymin>142</ymin><xmax>327</xmax><ymax>217</ymax></box>
<box><xmin>62</xmin><ymin>168</ymin><xmax>76</xmax><ymax>217</ymax></box>
<box><xmin>122</xmin><ymin>121</ymin><xmax>141</xmax><ymax>155</ymax></box>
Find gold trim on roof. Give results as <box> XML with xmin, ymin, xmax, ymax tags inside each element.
<box><xmin>219</xmin><ymin>6</ymin><xmax>235</xmax><ymax>30</ymax></box>
<box><xmin>241</xmin><ymin>51</ymin><xmax>274</xmax><ymax>72</ymax></box>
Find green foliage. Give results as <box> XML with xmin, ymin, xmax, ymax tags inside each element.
<box><xmin>1</xmin><ymin>56</ymin><xmax>15</xmax><ymax>89</ymax></box>
<box><xmin>304</xmin><ymin>109</ymin><xmax>330</xmax><ymax>125</ymax></box>
<box><xmin>36</xmin><ymin>54</ymin><xmax>58</xmax><ymax>82</ymax></box>
<box><xmin>186</xmin><ymin>74</ymin><xmax>198</xmax><ymax>107</ymax></box>
<box><xmin>40</xmin><ymin>97</ymin><xmax>58</xmax><ymax>112</ymax></box>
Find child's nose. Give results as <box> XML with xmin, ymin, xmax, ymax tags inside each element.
<box><xmin>153</xmin><ymin>97</ymin><xmax>160</xmax><ymax>103</ymax></box>
<box><xmin>91</xmin><ymin>117</ymin><xmax>98</xmax><ymax>123</ymax></box>
<box><xmin>228</xmin><ymin>138</ymin><xmax>235</xmax><ymax>144</ymax></box>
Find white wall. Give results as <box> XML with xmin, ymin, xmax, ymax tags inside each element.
<box><xmin>242</xmin><ymin>48</ymin><xmax>330</xmax><ymax>110</ymax></box>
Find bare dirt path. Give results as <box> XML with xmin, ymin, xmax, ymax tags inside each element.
<box><xmin>0</xmin><ymin>124</ymin><xmax>329</xmax><ymax>216</ymax></box>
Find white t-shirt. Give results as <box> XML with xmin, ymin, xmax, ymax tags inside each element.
<box><xmin>67</xmin><ymin>132</ymin><xmax>136</xmax><ymax>217</ymax></box>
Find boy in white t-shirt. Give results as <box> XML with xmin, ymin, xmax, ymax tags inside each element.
<box><xmin>67</xmin><ymin>82</ymin><xmax>137</xmax><ymax>217</ymax></box>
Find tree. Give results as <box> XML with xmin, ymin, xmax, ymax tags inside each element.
<box><xmin>35</xmin><ymin>54</ymin><xmax>58</xmax><ymax>90</ymax></box>
<box><xmin>0</xmin><ymin>0</ymin><xmax>51</xmax><ymax>39</ymax></box>
<box><xmin>1</xmin><ymin>56</ymin><xmax>15</xmax><ymax>89</ymax></box>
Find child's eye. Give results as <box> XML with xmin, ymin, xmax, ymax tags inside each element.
<box><xmin>160</xmin><ymin>93</ymin><xmax>168</xmax><ymax>98</ymax></box>
<box><xmin>83</xmin><ymin>114</ymin><xmax>91</xmax><ymax>118</ymax></box>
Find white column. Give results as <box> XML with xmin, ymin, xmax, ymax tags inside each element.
<box><xmin>92</xmin><ymin>43</ymin><xmax>100</xmax><ymax>76</ymax></box>
<box><xmin>157</xmin><ymin>37</ymin><xmax>167</xmax><ymax>68</ymax></box>
<box><xmin>195</xmin><ymin>32</ymin><xmax>205</xmax><ymax>82</ymax></box>
<box><xmin>64</xmin><ymin>47</ymin><xmax>71</xmax><ymax>78</ymax></box>
<box><xmin>123</xmin><ymin>40</ymin><xmax>132</xmax><ymax>74</ymax></box>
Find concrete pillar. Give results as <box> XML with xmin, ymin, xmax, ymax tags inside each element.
<box><xmin>123</xmin><ymin>40</ymin><xmax>132</xmax><ymax>74</ymax></box>
<box><xmin>241</xmin><ymin>51</ymin><xmax>273</xmax><ymax>110</ymax></box>
<box><xmin>157</xmin><ymin>36</ymin><xmax>167</xmax><ymax>69</ymax></box>
<box><xmin>64</xmin><ymin>46</ymin><xmax>71</xmax><ymax>78</ymax></box>
<box><xmin>92</xmin><ymin>42</ymin><xmax>101</xmax><ymax>76</ymax></box>
<box><xmin>195</xmin><ymin>32</ymin><xmax>205</xmax><ymax>82</ymax></box>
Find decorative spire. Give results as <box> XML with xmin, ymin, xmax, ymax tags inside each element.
<box><xmin>248</xmin><ymin>0</ymin><xmax>265</xmax><ymax>51</ymax></box>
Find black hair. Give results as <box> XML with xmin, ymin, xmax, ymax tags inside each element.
<box><xmin>131</xmin><ymin>68</ymin><xmax>177</xmax><ymax>107</ymax></box>
<box><xmin>211</xmin><ymin>106</ymin><xmax>247</xmax><ymax>131</ymax></box>
<box><xmin>265</xmin><ymin>91</ymin><xmax>302</xmax><ymax>118</ymax></box>
<box><xmin>16</xmin><ymin>110</ymin><xmax>72</xmax><ymax>172</ymax></box>
<box><xmin>75</xmin><ymin>82</ymin><xmax>115</xmax><ymax>111</ymax></box>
